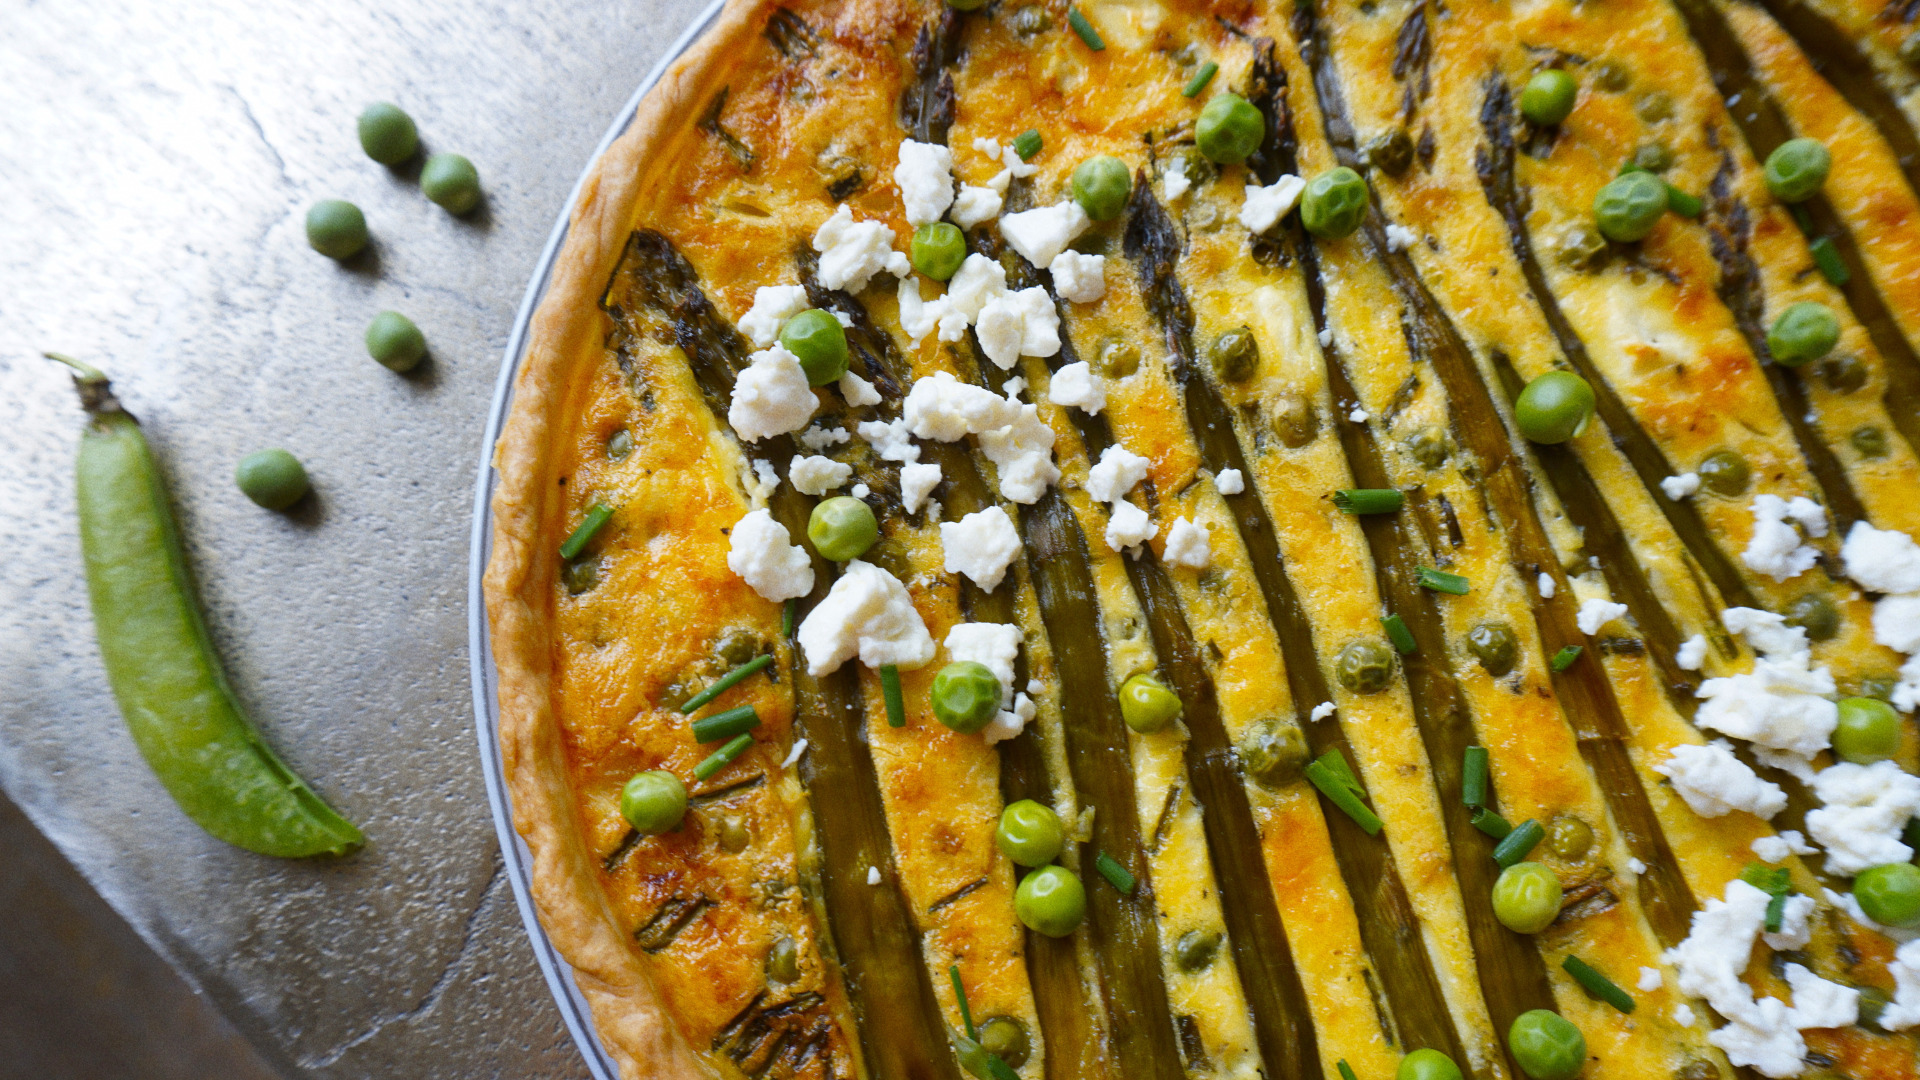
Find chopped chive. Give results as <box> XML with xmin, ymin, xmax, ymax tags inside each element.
<box><xmin>1313</xmin><ymin>748</ymin><xmax>1364</xmax><ymax>796</ymax></box>
<box><xmin>1337</xmin><ymin>1062</ymin><xmax>1359</xmax><ymax>1080</ymax></box>
<box><xmin>782</xmin><ymin>598</ymin><xmax>797</xmax><ymax>638</ymax></box>
<box><xmin>1183</xmin><ymin>61</ymin><xmax>1219</xmax><ymax>97</ymax></box>
<box><xmin>881</xmin><ymin>664</ymin><xmax>906</xmax><ymax>728</ymax></box>
<box><xmin>1463</xmin><ymin>746</ymin><xmax>1490</xmax><ymax>808</ymax></box>
<box><xmin>1334</xmin><ymin>488</ymin><xmax>1405</xmax><ymax>514</ymax></box>
<box><xmin>985</xmin><ymin>1056</ymin><xmax>1021</xmax><ymax>1080</ymax></box>
<box><xmin>1789</xmin><ymin>202</ymin><xmax>1815</xmax><ymax>233</ymax></box>
<box><xmin>678</xmin><ymin>654</ymin><xmax>775</xmax><ymax>714</ymax></box>
<box><xmin>1550</xmin><ymin>645</ymin><xmax>1584</xmax><ymax>672</ymax></box>
<box><xmin>1306</xmin><ymin>759</ymin><xmax>1383</xmax><ymax>835</ymax></box>
<box><xmin>1811</xmin><ymin>236</ymin><xmax>1850</xmax><ymax>286</ymax></box>
<box><xmin>1067</xmin><ymin>7</ymin><xmax>1106</xmax><ymax>50</ymax></box>
<box><xmin>1562</xmin><ymin>955</ymin><xmax>1636</xmax><ymax>1013</ymax></box>
<box><xmin>694</xmin><ymin>732</ymin><xmax>754</xmax><ymax>781</ymax></box>
<box><xmin>1471</xmin><ymin>806</ymin><xmax>1513</xmax><ymax>839</ymax></box>
<box><xmin>1492</xmin><ymin>818</ymin><xmax>1544</xmax><ymax>867</ymax></box>
<box><xmin>1766</xmin><ymin>891</ymin><xmax>1788</xmax><ymax>933</ymax></box>
<box><xmin>950</xmin><ymin>963</ymin><xmax>977</xmax><ymax>1040</ymax></box>
<box><xmin>1012</xmin><ymin>129</ymin><xmax>1043</xmax><ymax>161</ymax></box>
<box><xmin>1665</xmin><ymin>183</ymin><xmax>1703</xmax><ymax>218</ymax></box>
<box><xmin>1382</xmin><ymin>613</ymin><xmax>1417</xmax><ymax>654</ymax></box>
<box><xmin>1416</xmin><ymin>566</ymin><xmax>1471</xmax><ymax>595</ymax></box>
<box><xmin>1740</xmin><ymin>862</ymin><xmax>1791</xmax><ymax>896</ymax></box>
<box><xmin>559</xmin><ymin>502</ymin><xmax>614</xmax><ymax>560</ymax></box>
<box><xmin>691</xmin><ymin>704</ymin><xmax>761</xmax><ymax>743</ymax></box>
<box><xmin>1095</xmin><ymin>851</ymin><xmax>1137</xmax><ymax>895</ymax></box>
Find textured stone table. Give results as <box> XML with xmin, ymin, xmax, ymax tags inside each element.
<box><xmin>0</xmin><ymin>1</ymin><xmax>700</xmax><ymax>1075</ymax></box>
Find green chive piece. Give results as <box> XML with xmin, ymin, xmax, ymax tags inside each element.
<box><xmin>1765</xmin><ymin>891</ymin><xmax>1788</xmax><ymax>933</ymax></box>
<box><xmin>1305</xmin><ymin>758</ymin><xmax>1383</xmax><ymax>836</ymax></box>
<box><xmin>1013</xmin><ymin>129</ymin><xmax>1043</xmax><ymax>162</ymax></box>
<box><xmin>1740</xmin><ymin>862</ymin><xmax>1791</xmax><ymax>896</ymax></box>
<box><xmin>950</xmin><ymin>963</ymin><xmax>977</xmax><ymax>1040</ymax></box>
<box><xmin>1562</xmin><ymin>955</ymin><xmax>1636</xmax><ymax>1013</ymax></box>
<box><xmin>694</xmin><ymin>732</ymin><xmax>754</xmax><ymax>781</ymax></box>
<box><xmin>881</xmin><ymin>664</ymin><xmax>906</xmax><ymax>728</ymax></box>
<box><xmin>1095</xmin><ymin>851</ymin><xmax>1137</xmax><ymax>895</ymax></box>
<box><xmin>1550</xmin><ymin>645</ymin><xmax>1584</xmax><ymax>672</ymax></box>
<box><xmin>1183</xmin><ymin>61</ymin><xmax>1219</xmax><ymax>97</ymax></box>
<box><xmin>783</xmin><ymin>598</ymin><xmax>797</xmax><ymax>639</ymax></box>
<box><xmin>1067</xmin><ymin>7</ymin><xmax>1106</xmax><ymax>50</ymax></box>
<box><xmin>1789</xmin><ymin>202</ymin><xmax>1815</xmax><ymax>234</ymax></box>
<box><xmin>1313</xmin><ymin>748</ymin><xmax>1364</xmax><ymax>796</ymax></box>
<box><xmin>1665</xmin><ymin>183</ymin><xmax>1703</xmax><ymax>218</ymax></box>
<box><xmin>690</xmin><ymin>704</ymin><xmax>761</xmax><ymax>743</ymax></box>
<box><xmin>1334</xmin><ymin>488</ymin><xmax>1405</xmax><ymax>514</ymax></box>
<box><xmin>1416</xmin><ymin>566</ymin><xmax>1471</xmax><ymax>595</ymax></box>
<box><xmin>1811</xmin><ymin>236</ymin><xmax>1850</xmax><ymax>286</ymax></box>
<box><xmin>1492</xmin><ymin>818</ymin><xmax>1544</xmax><ymax>867</ymax></box>
<box><xmin>559</xmin><ymin>502</ymin><xmax>614</xmax><ymax>560</ymax></box>
<box><xmin>1337</xmin><ymin>1062</ymin><xmax>1360</xmax><ymax>1080</ymax></box>
<box><xmin>678</xmin><ymin>654</ymin><xmax>775</xmax><ymax>714</ymax></box>
<box><xmin>1471</xmin><ymin>806</ymin><xmax>1513</xmax><ymax>839</ymax></box>
<box><xmin>984</xmin><ymin>1056</ymin><xmax>1021</xmax><ymax>1080</ymax></box>
<box><xmin>1382</xmin><ymin>613</ymin><xmax>1417</xmax><ymax>655</ymax></box>
<box><xmin>1463</xmin><ymin>746</ymin><xmax>1490</xmax><ymax>808</ymax></box>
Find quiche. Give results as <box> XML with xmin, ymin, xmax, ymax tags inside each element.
<box><xmin>483</xmin><ymin>1</ymin><xmax>1920</xmax><ymax>1077</ymax></box>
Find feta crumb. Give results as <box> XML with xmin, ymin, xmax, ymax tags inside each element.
<box><xmin>1349</xmin><ymin>407</ymin><xmax>1370</xmax><ymax>423</ymax></box>
<box><xmin>1576</xmin><ymin>597</ymin><xmax>1629</xmax><ymax>635</ymax></box>
<box><xmin>1106</xmin><ymin>500</ymin><xmax>1158</xmax><ymax>553</ymax></box>
<box><xmin>944</xmin><ymin>622</ymin><xmax>1022</xmax><ymax>707</ymax></box>
<box><xmin>1637</xmin><ymin>966</ymin><xmax>1663</xmax><ymax>991</ymax></box>
<box><xmin>1881</xmin><ymin>938</ymin><xmax>1920</xmax><ymax>1029</ymax></box>
<box><xmin>893</xmin><ymin>140</ymin><xmax>955</xmax><ymax>226</ymax></box>
<box><xmin>798</xmin><ymin>424</ymin><xmax>852</xmax><ymax>451</ymax></box>
<box><xmin>905</xmin><ymin>371</ymin><xmax>1022</xmax><ymax>441</ymax></box>
<box><xmin>866</xmin><ymin>865</ymin><xmax>881</xmax><ymax>885</ymax></box>
<box><xmin>951</xmin><ymin>185</ymin><xmax>1003</xmax><ymax>229</ymax></box>
<box><xmin>1843</xmin><ymin>520</ymin><xmax>1920</xmax><ymax>594</ymax></box>
<box><xmin>1711</xmin><ymin>996</ymin><xmax>1805</xmax><ymax>1077</ymax></box>
<box><xmin>789</xmin><ymin>454</ymin><xmax>852</xmax><ymax>496</ymax></box>
<box><xmin>1003</xmin><ymin>376</ymin><xmax>1028</xmax><ymax>399</ymax></box>
<box><xmin>1051</xmin><ymin>250</ymin><xmax>1108</xmax><ymax>304</ymax></box>
<box><xmin>1653</xmin><ymin>740</ymin><xmax>1787</xmax><ymax>819</ymax></box>
<box><xmin>1047</xmin><ymin>360</ymin><xmax>1108</xmax><ymax>414</ymax></box>
<box><xmin>1665</xmin><ymin>879</ymin><xmax>1810</xmax><ymax>1077</ymax></box>
<box><xmin>1677</xmin><ymin>634</ymin><xmax>1708</xmax><ymax>671</ymax></box>
<box><xmin>727</xmin><ymin>509</ymin><xmax>814</xmax><ymax>603</ymax></box>
<box><xmin>982</xmin><ymin>692</ymin><xmax>1037</xmax><ymax>745</ymax></box>
<box><xmin>941</xmin><ymin>507</ymin><xmax>1023</xmax><ymax>591</ymax></box>
<box><xmin>1088</xmin><ymin>445</ymin><xmax>1151</xmax><ymax>503</ymax></box>
<box><xmin>1661</xmin><ymin>471</ymin><xmax>1702</xmax><ymax>500</ymax></box>
<box><xmin>976</xmin><ymin>287</ymin><xmax>1061</xmax><ymax>369</ymax></box>
<box><xmin>1722</xmin><ymin>606</ymin><xmax>1810</xmax><ymax>659</ymax></box>
<box><xmin>796</xmin><ymin>560</ymin><xmax>935</xmax><ymax>676</ymax></box>
<box><xmin>812</xmin><ymin>205</ymin><xmax>901</xmax><ymax>293</ymax></box>
<box><xmin>1742</xmin><ymin>494</ymin><xmax>1824</xmax><ymax>581</ymax></box>
<box><xmin>999</xmin><ymin>201</ymin><xmax>1091</xmax><ymax>269</ymax></box>
<box><xmin>781</xmin><ymin>738</ymin><xmax>809</xmax><ymax>769</ymax></box>
<box><xmin>900</xmin><ymin>462</ymin><xmax>942</xmax><ymax>514</ymax></box>
<box><xmin>1628</xmin><ymin>857</ymin><xmax>1647</xmax><ymax>874</ymax></box>
<box><xmin>1751</xmin><ymin>831</ymin><xmax>1815</xmax><ymax>863</ymax></box>
<box><xmin>971</xmin><ymin>136</ymin><xmax>1001</xmax><ymax>158</ymax></box>
<box><xmin>1784</xmin><ymin>963</ymin><xmax>1859</xmax><ymax>1029</ymax></box>
<box><xmin>1311</xmin><ymin>701</ymin><xmax>1336</xmax><ymax>721</ymax></box>
<box><xmin>833</xmin><ymin>311</ymin><xmax>853</xmax><ymax>328</ymax></box>
<box><xmin>840</xmin><ymin>370</ymin><xmax>882</xmax><ymax>407</ymax></box>
<box><xmin>729</xmin><ymin>345</ymin><xmax>818</xmax><ymax>442</ymax></box>
<box><xmin>1765</xmin><ymin>895</ymin><xmax>1818</xmax><ymax>952</ymax></box>
<box><xmin>1806</xmin><ymin>760</ymin><xmax>1920</xmax><ymax>874</ymax></box>
<box><xmin>1694</xmin><ymin>652</ymin><xmax>1837</xmax><ymax>758</ymax></box>
<box><xmin>1755</xmin><ymin>744</ymin><xmax>1820</xmax><ymax>785</ymax></box>
<box><xmin>1673</xmin><ymin>1004</ymin><xmax>1696</xmax><ymax>1027</ymax></box>
<box><xmin>1384</xmin><ymin>223</ymin><xmax>1419</xmax><ymax>252</ymax></box>
<box><xmin>738</xmin><ymin>284</ymin><xmax>811</xmax><ymax>347</ymax></box>
<box><xmin>1163</xmin><ymin>517</ymin><xmax>1212</xmax><ymax>570</ymax></box>
<box><xmin>1537</xmin><ymin>572</ymin><xmax>1556</xmax><ymax>599</ymax></box>
<box><xmin>746</xmin><ymin>459</ymin><xmax>779</xmax><ymax>506</ymax></box>
<box><xmin>1874</xmin><ymin>594</ymin><xmax>1920</xmax><ymax>654</ymax></box>
<box><xmin>1028</xmin><ymin>679</ymin><xmax>1043</xmax><ymax>695</ymax></box>
<box><xmin>1162</xmin><ymin>157</ymin><xmax>1191</xmax><ymax>201</ymax></box>
<box><xmin>946</xmin><ymin>254</ymin><xmax>1009</xmax><ymax>322</ymax></box>
<box><xmin>1317</xmin><ymin>327</ymin><xmax>1333</xmax><ymax>348</ymax></box>
<box><xmin>978</xmin><ymin>403</ymin><xmax>1059</xmax><ymax>504</ymax></box>
<box><xmin>1239</xmin><ymin>174</ymin><xmax>1306</xmax><ymax>233</ymax></box>
<box><xmin>1898</xmin><ymin>652</ymin><xmax>1920</xmax><ymax>712</ymax></box>
<box><xmin>857</xmin><ymin>417</ymin><xmax>920</xmax><ymax>464</ymax></box>
<box><xmin>1215</xmin><ymin>468</ymin><xmax>1245</xmax><ymax>495</ymax></box>
<box><xmin>851</xmin><ymin>482</ymin><xmax>870</xmax><ymax>500</ymax></box>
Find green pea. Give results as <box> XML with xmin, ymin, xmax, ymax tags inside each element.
<box><xmin>1515</xmin><ymin>370</ymin><xmax>1596</xmax><ymax>444</ymax></box>
<box><xmin>1239</xmin><ymin>719</ymin><xmax>1309</xmax><ymax>788</ymax></box>
<box><xmin>1592</xmin><ymin>170</ymin><xmax>1668</xmax><ymax>242</ymax></box>
<box><xmin>1855</xmin><ymin>863</ymin><xmax>1920</xmax><ymax>928</ymax></box>
<box><xmin>1406</xmin><ymin>425</ymin><xmax>1452</xmax><ymax>469</ymax></box>
<box><xmin>1557</xmin><ymin>226</ymin><xmax>1610</xmax><ymax>271</ymax></box>
<box><xmin>996</xmin><ymin>799</ymin><xmax>1066</xmax><ymax>866</ymax></box>
<box><xmin>234</xmin><ymin>449</ymin><xmax>310</xmax><ymax>510</ymax></box>
<box><xmin>779</xmin><ymin>308</ymin><xmax>851</xmax><ymax>385</ymax></box>
<box><xmin>1362</xmin><ymin>129</ymin><xmax>1415</xmax><ymax>176</ymax></box>
<box><xmin>1007</xmin><ymin>4</ymin><xmax>1051</xmax><ymax>36</ymax></box>
<box><xmin>932</xmin><ymin>661</ymin><xmax>1002</xmax><ymax>734</ymax></box>
<box><xmin>911</xmin><ymin>222</ymin><xmax>967</xmax><ymax>281</ymax></box>
<box><xmin>1337</xmin><ymin>639</ymin><xmax>1396</xmax><ymax>694</ymax></box>
<box><xmin>1015</xmin><ymin>865</ymin><xmax>1087</xmax><ymax>937</ymax></box>
<box><xmin>1765</xmin><ymin>137</ymin><xmax>1831</xmax><ymax>203</ymax></box>
<box><xmin>1492</xmin><ymin>861</ymin><xmax>1563</xmax><ymax>934</ymax></box>
<box><xmin>1097</xmin><ymin>340</ymin><xmax>1141</xmax><ymax>379</ymax></box>
<box><xmin>1195</xmin><ymin>93</ymin><xmax>1266</xmax><ymax>165</ymax></box>
<box><xmin>1697</xmin><ymin>449</ymin><xmax>1751</xmax><ymax>496</ymax></box>
<box><xmin>1546</xmin><ymin>815</ymin><xmax>1595</xmax><ymax>861</ymax></box>
<box><xmin>1819</xmin><ymin>354</ymin><xmax>1869</xmax><ymax>394</ymax></box>
<box><xmin>364</xmin><ymin>310</ymin><xmax>427</xmax><ymax>372</ymax></box>
<box><xmin>716</xmin><ymin>814</ymin><xmax>751</xmax><ymax>853</ymax></box>
<box><xmin>1072</xmin><ymin>155</ymin><xmax>1133</xmax><ymax>221</ymax></box>
<box><xmin>420</xmin><ymin>152</ymin><xmax>482</xmax><ymax>215</ymax></box>
<box><xmin>1174</xmin><ymin>929</ymin><xmax>1222</xmax><ymax>972</ymax></box>
<box><xmin>620</xmin><ymin>770</ymin><xmax>688</xmax><ymax>834</ymax></box>
<box><xmin>1593</xmin><ymin>61</ymin><xmax>1631</xmax><ymax>92</ymax></box>
<box><xmin>1635</xmin><ymin>90</ymin><xmax>1675</xmax><ymax>123</ymax></box>
<box><xmin>1833</xmin><ymin>697</ymin><xmax>1902</xmax><ymax>764</ymax></box>
<box><xmin>807</xmin><ymin>495</ymin><xmax>878</xmax><ymax>562</ymax></box>
<box><xmin>562</xmin><ymin>555</ymin><xmax>601</xmax><ymax>595</ymax></box>
<box><xmin>1767</xmin><ymin>301</ymin><xmax>1840</xmax><ymax>366</ymax></box>
<box><xmin>1398</xmin><ymin>1048</ymin><xmax>1465</xmax><ymax>1080</ymax></box>
<box><xmin>718</xmin><ymin>628</ymin><xmax>761</xmax><ymax>667</ymax></box>
<box><xmin>1782</xmin><ymin>593</ymin><xmax>1840</xmax><ymax>643</ymax></box>
<box><xmin>765</xmin><ymin>935</ymin><xmax>801</xmax><ymax>983</ymax></box>
<box><xmin>1271</xmin><ymin>393</ymin><xmax>1320</xmax><ymax>448</ymax></box>
<box><xmin>1854</xmin><ymin>425</ymin><xmax>1891</xmax><ymax>459</ymax></box>
<box><xmin>607</xmin><ymin>429</ymin><xmax>634</xmax><ymax>460</ymax></box>
<box><xmin>1633</xmin><ymin>143</ymin><xmax>1674</xmax><ymax>172</ymax></box>
<box><xmin>1508</xmin><ymin>1010</ymin><xmax>1586</xmax><ymax>1080</ymax></box>
<box><xmin>1466</xmin><ymin>622</ymin><xmax>1520</xmax><ymax>677</ymax></box>
<box><xmin>1520</xmin><ymin>69</ymin><xmax>1578</xmax><ymax>127</ymax></box>
<box><xmin>1301</xmin><ymin>166</ymin><xmax>1369</xmax><ymax>239</ymax></box>
<box><xmin>1119</xmin><ymin>672</ymin><xmax>1184</xmax><ymax>733</ymax></box>
<box><xmin>1209</xmin><ymin>326</ymin><xmax>1260</xmax><ymax>383</ymax></box>
<box><xmin>356</xmin><ymin>102</ymin><xmax>418</xmax><ymax>164</ymax></box>
<box><xmin>305</xmin><ymin>200</ymin><xmax>368</xmax><ymax>260</ymax></box>
<box><xmin>977</xmin><ymin>1017</ymin><xmax>1031</xmax><ymax>1068</ymax></box>
<box><xmin>1169</xmin><ymin>146</ymin><xmax>1219</xmax><ymax>190</ymax></box>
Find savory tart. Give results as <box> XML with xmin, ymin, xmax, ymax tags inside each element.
<box><xmin>483</xmin><ymin>1</ymin><xmax>1920</xmax><ymax>1077</ymax></box>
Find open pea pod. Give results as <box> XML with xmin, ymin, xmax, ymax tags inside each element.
<box><xmin>57</xmin><ymin>355</ymin><xmax>363</xmax><ymax>858</ymax></box>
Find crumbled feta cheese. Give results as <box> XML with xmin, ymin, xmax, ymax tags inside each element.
<box><xmin>1047</xmin><ymin>360</ymin><xmax>1107</xmax><ymax>414</ymax></box>
<box><xmin>900</xmin><ymin>462</ymin><xmax>942</xmax><ymax>514</ymax></box>
<box><xmin>729</xmin><ymin>345</ymin><xmax>818</xmax><ymax>442</ymax></box>
<box><xmin>976</xmin><ymin>287</ymin><xmax>1061</xmax><ymax>369</ymax></box>
<box><xmin>746</xmin><ymin>459</ymin><xmax>780</xmax><ymax>506</ymax></box>
<box><xmin>978</xmin><ymin>403</ymin><xmax>1059</xmax><ymax>503</ymax></box>
<box><xmin>789</xmin><ymin>454</ymin><xmax>851</xmax><ymax>496</ymax></box>
<box><xmin>1349</xmin><ymin>407</ymin><xmax>1370</xmax><ymax>423</ymax></box>
<box><xmin>1317</xmin><ymin>327</ymin><xmax>1333</xmax><ymax>348</ymax></box>
<box><xmin>1764</xmin><ymin>895</ymin><xmax>1817</xmax><ymax>952</ymax></box>
<box><xmin>1106</xmin><ymin>500</ymin><xmax>1158</xmax><ymax>553</ymax></box>
<box><xmin>738</xmin><ymin>284</ymin><xmax>810</xmax><ymax>347</ymax></box>
<box><xmin>1311</xmin><ymin>701</ymin><xmax>1336</xmax><ymax>721</ymax></box>
<box><xmin>1786</xmin><ymin>496</ymin><xmax>1829</xmax><ymax>537</ymax></box>
<box><xmin>1163</xmin><ymin>157</ymin><xmax>1191</xmax><ymax>201</ymax></box>
<box><xmin>1088</xmin><ymin>445</ymin><xmax>1151</xmax><ymax>503</ymax></box>
<box><xmin>1662</xmin><ymin>472</ymin><xmax>1702</xmax><ymax>500</ymax></box>
<box><xmin>1743</xmin><ymin>494</ymin><xmax>1825</xmax><ymax>581</ymax></box>
<box><xmin>951</xmin><ymin>185</ymin><xmax>1003</xmax><ymax>229</ymax></box>
<box><xmin>1843</xmin><ymin>521</ymin><xmax>1920</xmax><ymax>594</ymax></box>
<box><xmin>796</xmin><ymin>560</ymin><xmax>935</xmax><ymax>676</ymax></box>
<box><xmin>840</xmin><ymin>370</ymin><xmax>882</xmax><ymax>407</ymax></box>
<box><xmin>1694</xmin><ymin>652</ymin><xmax>1837</xmax><ymax>759</ymax></box>
<box><xmin>851</xmin><ymin>482</ymin><xmax>871</xmax><ymax>499</ymax></box>
<box><xmin>972</xmin><ymin>136</ymin><xmax>1001</xmax><ymax>158</ymax></box>
<box><xmin>812</xmin><ymin>205</ymin><xmax>902</xmax><ymax>293</ymax></box>
<box><xmin>1003</xmin><ymin>376</ymin><xmax>1027</xmax><ymax>399</ymax></box>
<box><xmin>946</xmin><ymin>254</ymin><xmax>1009</xmax><ymax>322</ymax></box>
<box><xmin>1384</xmin><ymin>223</ymin><xmax>1419</xmax><ymax>252</ymax></box>
<box><xmin>1711</xmin><ymin>996</ymin><xmax>1806</xmax><ymax>1078</ymax></box>
<box><xmin>1163</xmin><ymin>517</ymin><xmax>1211</xmax><ymax>570</ymax></box>
<box><xmin>1751</xmin><ymin>830</ymin><xmax>1815</xmax><ymax>863</ymax></box>
<box><xmin>1873</xmin><ymin>593</ymin><xmax>1920</xmax><ymax>654</ymax></box>
<box><xmin>1722</xmin><ymin>606</ymin><xmax>1810</xmax><ymax>659</ymax></box>
<box><xmin>1576</xmin><ymin>597</ymin><xmax>1629</xmax><ymax>635</ymax></box>
<box><xmin>727</xmin><ymin>509</ymin><xmax>815</xmax><ymax>603</ymax></box>
<box><xmin>982</xmin><ymin>692</ymin><xmax>1037</xmax><ymax>745</ymax></box>
<box><xmin>1896</xmin><ymin>652</ymin><xmax>1920</xmax><ymax>712</ymax></box>
<box><xmin>1215</xmin><ymin>468</ymin><xmax>1245</xmax><ymax>495</ymax></box>
<box><xmin>1051</xmin><ymin>250</ymin><xmax>1107</xmax><ymax>304</ymax></box>
<box><xmin>893</xmin><ymin>140</ymin><xmax>954</xmax><ymax>226</ymax></box>
<box><xmin>905</xmin><ymin>370</ymin><xmax>1022</xmax><ymax>441</ymax></box>
<box><xmin>1628</xmin><ymin>856</ymin><xmax>1647</xmax><ymax>874</ymax></box>
<box><xmin>798</xmin><ymin>424</ymin><xmax>852</xmax><ymax>451</ymax></box>
<box><xmin>1666</xmin><ymin>879</ymin><xmax>1811</xmax><ymax>1077</ymax></box>
<box><xmin>1677</xmin><ymin>634</ymin><xmax>1708</xmax><ymax>670</ymax></box>
<box><xmin>1755</xmin><ymin>744</ymin><xmax>1820</xmax><ymax>784</ymax></box>
<box><xmin>1881</xmin><ymin>939</ymin><xmax>1920</xmax><ymax>1029</ymax></box>
<box><xmin>1239</xmin><ymin>174</ymin><xmax>1306</xmax><ymax>233</ymax></box>
<box><xmin>857</xmin><ymin>417</ymin><xmax>920</xmax><ymax>464</ymax></box>
<box><xmin>941</xmin><ymin>507</ymin><xmax>1023</xmax><ymax>591</ymax></box>
<box><xmin>999</xmin><ymin>201</ymin><xmax>1091</xmax><ymax>269</ymax></box>
<box><xmin>1537</xmin><ymin>572</ymin><xmax>1557</xmax><ymax>599</ymax></box>
<box><xmin>866</xmin><ymin>865</ymin><xmax>881</xmax><ymax>885</ymax></box>
<box><xmin>1028</xmin><ymin>678</ymin><xmax>1043</xmax><ymax>695</ymax></box>
<box><xmin>1806</xmin><ymin>760</ymin><xmax>1920</xmax><ymax>874</ymax></box>
<box><xmin>1654</xmin><ymin>740</ymin><xmax>1787</xmax><ymax>819</ymax></box>
<box><xmin>834</xmin><ymin>311</ymin><xmax>853</xmax><ymax>327</ymax></box>
<box><xmin>1638</xmin><ymin>966</ymin><xmax>1663</xmax><ymax>991</ymax></box>
<box><xmin>1784</xmin><ymin>963</ymin><xmax>1858</xmax><ymax>1029</ymax></box>
<box><xmin>1672</xmin><ymin>1004</ymin><xmax>1696</xmax><ymax>1027</ymax></box>
<box><xmin>944</xmin><ymin>622</ymin><xmax>1022</xmax><ymax>706</ymax></box>
<box><xmin>781</xmin><ymin>738</ymin><xmax>809</xmax><ymax>769</ymax></box>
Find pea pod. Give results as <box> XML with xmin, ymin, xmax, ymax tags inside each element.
<box><xmin>54</xmin><ymin>355</ymin><xmax>362</xmax><ymax>858</ymax></box>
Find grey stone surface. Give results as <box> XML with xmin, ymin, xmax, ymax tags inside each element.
<box><xmin>0</xmin><ymin>1</ymin><xmax>699</xmax><ymax>1075</ymax></box>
